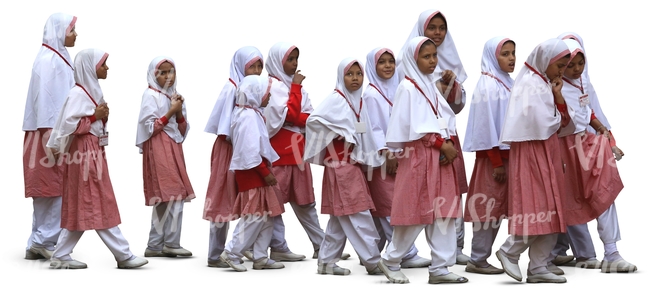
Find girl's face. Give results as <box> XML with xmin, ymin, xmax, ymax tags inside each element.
<box><xmin>64</xmin><ymin>26</ymin><xmax>77</xmax><ymax>47</ymax></box>
<box><xmin>156</xmin><ymin>61</ymin><xmax>176</xmax><ymax>88</ymax></box>
<box><xmin>497</xmin><ymin>41</ymin><xmax>516</xmax><ymax>73</ymax></box>
<box><xmin>545</xmin><ymin>56</ymin><xmax>570</xmax><ymax>80</ymax></box>
<box><xmin>96</xmin><ymin>59</ymin><xmax>108</xmax><ymax>79</ymax></box>
<box><xmin>261</xmin><ymin>92</ymin><xmax>271</xmax><ymax>107</ymax></box>
<box><xmin>344</xmin><ymin>63</ymin><xmax>363</xmax><ymax>92</ymax></box>
<box><xmin>564</xmin><ymin>52</ymin><xmax>585</xmax><ymax>80</ymax></box>
<box><xmin>245</xmin><ymin>59</ymin><xmax>263</xmax><ymax>76</ymax></box>
<box><xmin>424</xmin><ymin>16</ymin><xmax>447</xmax><ymax>47</ymax></box>
<box><xmin>416</xmin><ymin>42</ymin><xmax>438</xmax><ymax>75</ymax></box>
<box><xmin>283</xmin><ymin>48</ymin><xmax>299</xmax><ymax>75</ymax></box>
<box><xmin>376</xmin><ymin>52</ymin><xmax>395</xmax><ymax>80</ymax></box>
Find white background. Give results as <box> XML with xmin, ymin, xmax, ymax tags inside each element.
<box><xmin>2</xmin><ymin>0</ymin><xmax>647</xmax><ymax>295</ymax></box>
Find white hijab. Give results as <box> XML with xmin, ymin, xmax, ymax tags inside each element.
<box><xmin>304</xmin><ymin>58</ymin><xmax>384</xmax><ymax>167</ymax></box>
<box><xmin>557</xmin><ymin>32</ymin><xmax>611</xmax><ymax>132</ymax></box>
<box><xmin>397</xmin><ymin>9</ymin><xmax>467</xmax><ymax>83</ymax></box>
<box><xmin>229</xmin><ymin>75</ymin><xmax>279</xmax><ymax>170</ymax></box>
<box><xmin>263</xmin><ymin>42</ymin><xmax>314</xmax><ymax>137</ymax></box>
<box><xmin>47</xmin><ymin>49</ymin><xmax>108</xmax><ymax>153</ymax></box>
<box><xmin>22</xmin><ymin>13</ymin><xmax>77</xmax><ymax>131</ymax></box>
<box><xmin>558</xmin><ymin>39</ymin><xmax>591</xmax><ymax>137</ymax></box>
<box><xmin>204</xmin><ymin>46</ymin><xmax>263</xmax><ymax>137</ymax></box>
<box><xmin>386</xmin><ymin>37</ymin><xmax>457</xmax><ymax>148</ymax></box>
<box><xmin>135</xmin><ymin>57</ymin><xmax>188</xmax><ymax>150</ymax></box>
<box><xmin>363</xmin><ymin>47</ymin><xmax>400</xmax><ymax>150</ymax></box>
<box><xmin>463</xmin><ymin>37</ymin><xmax>514</xmax><ymax>152</ymax></box>
<box><xmin>500</xmin><ymin>39</ymin><xmax>573</xmax><ymax>143</ymax></box>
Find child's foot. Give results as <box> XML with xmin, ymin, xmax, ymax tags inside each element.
<box><xmin>144</xmin><ymin>248</ymin><xmax>176</xmax><ymax>257</ymax></box>
<box><xmin>428</xmin><ymin>272</ymin><xmax>469</xmax><ymax>284</ymax></box>
<box><xmin>117</xmin><ymin>256</ymin><xmax>148</xmax><ymax>269</ymax></box>
<box><xmin>525</xmin><ymin>272</ymin><xmax>566</xmax><ymax>283</ymax></box>
<box><xmin>163</xmin><ymin>246</ymin><xmax>192</xmax><ymax>257</ymax></box>
<box><xmin>601</xmin><ymin>253</ymin><xmax>637</xmax><ymax>273</ymax></box>
<box><xmin>575</xmin><ymin>258</ymin><xmax>601</xmax><ymax>269</ymax></box>
<box><xmin>547</xmin><ymin>263</ymin><xmax>565</xmax><ymax>275</ymax></box>
<box><xmin>317</xmin><ymin>263</ymin><xmax>351</xmax><ymax>276</ymax></box>
<box><xmin>207</xmin><ymin>259</ymin><xmax>230</xmax><ymax>268</ymax></box>
<box><xmin>220</xmin><ymin>251</ymin><xmax>247</xmax><ymax>272</ymax></box>
<box><xmin>29</xmin><ymin>246</ymin><xmax>53</xmax><ymax>260</ymax></box>
<box><xmin>50</xmin><ymin>259</ymin><xmax>87</xmax><ymax>269</ymax></box>
<box><xmin>401</xmin><ymin>255</ymin><xmax>431</xmax><ymax>268</ymax></box>
<box><xmin>242</xmin><ymin>250</ymin><xmax>254</xmax><ymax>261</ymax></box>
<box><xmin>25</xmin><ymin>249</ymin><xmax>46</xmax><ymax>260</ymax></box>
<box><xmin>253</xmin><ymin>258</ymin><xmax>285</xmax><ymax>270</ymax></box>
<box><xmin>495</xmin><ymin>250</ymin><xmax>522</xmax><ymax>282</ymax></box>
<box><xmin>377</xmin><ymin>259</ymin><xmax>409</xmax><ymax>283</ymax></box>
<box><xmin>551</xmin><ymin>255</ymin><xmax>575</xmax><ymax>266</ymax></box>
<box><xmin>270</xmin><ymin>251</ymin><xmax>306</xmax><ymax>262</ymax></box>
<box><xmin>465</xmin><ymin>262</ymin><xmax>504</xmax><ymax>274</ymax></box>
<box><xmin>456</xmin><ymin>252</ymin><xmax>470</xmax><ymax>265</ymax></box>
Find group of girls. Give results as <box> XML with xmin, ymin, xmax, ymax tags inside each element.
<box><xmin>21</xmin><ymin>9</ymin><xmax>635</xmax><ymax>284</ymax></box>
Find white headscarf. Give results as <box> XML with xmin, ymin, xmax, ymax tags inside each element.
<box><xmin>204</xmin><ymin>46</ymin><xmax>263</xmax><ymax>136</ymax></box>
<box><xmin>363</xmin><ymin>47</ymin><xmax>400</xmax><ymax>150</ymax></box>
<box><xmin>499</xmin><ymin>39</ymin><xmax>573</xmax><ymax>143</ymax></box>
<box><xmin>463</xmin><ymin>37</ymin><xmax>514</xmax><ymax>152</ymax></box>
<box><xmin>557</xmin><ymin>32</ymin><xmax>611</xmax><ymax>132</ymax></box>
<box><xmin>229</xmin><ymin>75</ymin><xmax>279</xmax><ymax>170</ymax></box>
<box><xmin>47</xmin><ymin>49</ymin><xmax>108</xmax><ymax>153</ymax></box>
<box><xmin>386</xmin><ymin>37</ymin><xmax>457</xmax><ymax>148</ymax></box>
<box><xmin>558</xmin><ymin>39</ymin><xmax>591</xmax><ymax>137</ymax></box>
<box><xmin>135</xmin><ymin>57</ymin><xmax>188</xmax><ymax>150</ymax></box>
<box><xmin>304</xmin><ymin>58</ymin><xmax>384</xmax><ymax>167</ymax></box>
<box><xmin>263</xmin><ymin>42</ymin><xmax>314</xmax><ymax>137</ymax></box>
<box><xmin>22</xmin><ymin>13</ymin><xmax>77</xmax><ymax>131</ymax></box>
<box><xmin>397</xmin><ymin>9</ymin><xmax>467</xmax><ymax>83</ymax></box>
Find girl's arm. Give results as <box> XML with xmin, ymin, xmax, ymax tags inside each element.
<box><xmin>285</xmin><ymin>83</ymin><xmax>308</xmax><ymax>127</ymax></box>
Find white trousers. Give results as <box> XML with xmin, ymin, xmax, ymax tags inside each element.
<box><xmin>469</xmin><ymin>220</ymin><xmax>502</xmax><ymax>266</ymax></box>
<box><xmin>224</xmin><ymin>214</ymin><xmax>273</xmax><ymax>262</ymax></box>
<box><xmin>52</xmin><ymin>227</ymin><xmax>134</xmax><ymax>262</ymax></box>
<box><xmin>26</xmin><ymin>197</ymin><xmax>62</xmax><ymax>251</ymax></box>
<box><xmin>374</xmin><ymin>216</ymin><xmax>419</xmax><ymax>261</ymax></box>
<box><xmin>207</xmin><ymin>221</ymin><xmax>230</xmax><ymax>262</ymax></box>
<box><xmin>382</xmin><ymin>218</ymin><xmax>456</xmax><ymax>275</ymax></box>
<box><xmin>318</xmin><ymin>210</ymin><xmax>381</xmax><ymax>271</ymax></box>
<box><xmin>500</xmin><ymin>233</ymin><xmax>558</xmax><ymax>274</ymax></box>
<box><xmin>269</xmin><ymin>202</ymin><xmax>325</xmax><ymax>252</ymax></box>
<box><xmin>147</xmin><ymin>200</ymin><xmax>185</xmax><ymax>250</ymax></box>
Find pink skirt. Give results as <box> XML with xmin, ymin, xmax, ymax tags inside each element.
<box><xmin>366</xmin><ymin>167</ymin><xmax>395</xmax><ymax>218</ymax></box>
<box><xmin>464</xmin><ymin>158</ymin><xmax>509</xmax><ymax>222</ymax></box>
<box><xmin>559</xmin><ymin>132</ymin><xmax>623</xmax><ymax>226</ymax></box>
<box><xmin>321</xmin><ymin>161</ymin><xmax>375</xmax><ymax>216</ymax></box>
<box><xmin>203</xmin><ymin>137</ymin><xmax>238</xmax><ymax>222</ymax></box>
<box><xmin>23</xmin><ymin>129</ymin><xmax>63</xmax><ymax>198</ymax></box>
<box><xmin>271</xmin><ymin>164</ymin><xmax>316</xmax><ymax>205</ymax></box>
<box><xmin>232</xmin><ymin>186</ymin><xmax>284</xmax><ymax>218</ymax></box>
<box><xmin>390</xmin><ymin>134</ymin><xmax>462</xmax><ymax>226</ymax></box>
<box><xmin>142</xmin><ymin>132</ymin><xmax>195</xmax><ymax>206</ymax></box>
<box><xmin>61</xmin><ymin>134</ymin><xmax>121</xmax><ymax>231</ymax></box>
<box><xmin>507</xmin><ymin>134</ymin><xmax>566</xmax><ymax>236</ymax></box>
<box><xmin>452</xmin><ymin>134</ymin><xmax>469</xmax><ymax>195</ymax></box>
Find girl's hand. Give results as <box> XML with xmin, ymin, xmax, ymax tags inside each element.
<box><xmin>292</xmin><ymin>70</ymin><xmax>306</xmax><ymax>85</ymax></box>
<box><xmin>384</xmin><ymin>151</ymin><xmax>398</xmax><ymax>175</ymax></box>
<box><xmin>94</xmin><ymin>103</ymin><xmax>109</xmax><ymax>120</ymax></box>
<box><xmin>441</xmin><ymin>70</ymin><xmax>456</xmax><ymax>84</ymax></box>
<box><xmin>493</xmin><ymin>166</ymin><xmax>506</xmax><ymax>183</ymax></box>
<box><xmin>551</xmin><ymin>77</ymin><xmax>564</xmax><ymax>96</ymax></box>
<box><xmin>264</xmin><ymin>173</ymin><xmax>278</xmax><ymax>186</ymax></box>
<box><xmin>170</xmin><ymin>98</ymin><xmax>183</xmax><ymax>114</ymax></box>
<box><xmin>439</xmin><ymin>140</ymin><xmax>457</xmax><ymax>165</ymax></box>
<box><xmin>612</xmin><ymin>146</ymin><xmax>624</xmax><ymax>161</ymax></box>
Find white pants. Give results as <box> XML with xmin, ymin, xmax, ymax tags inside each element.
<box><xmin>469</xmin><ymin>220</ymin><xmax>502</xmax><ymax>266</ymax></box>
<box><xmin>269</xmin><ymin>202</ymin><xmax>325</xmax><ymax>252</ymax></box>
<box><xmin>456</xmin><ymin>195</ymin><xmax>466</xmax><ymax>254</ymax></box>
<box><xmin>500</xmin><ymin>234</ymin><xmax>558</xmax><ymax>274</ymax></box>
<box><xmin>552</xmin><ymin>203</ymin><xmax>621</xmax><ymax>259</ymax></box>
<box><xmin>382</xmin><ymin>218</ymin><xmax>456</xmax><ymax>275</ymax></box>
<box><xmin>374</xmin><ymin>216</ymin><xmax>419</xmax><ymax>261</ymax></box>
<box><xmin>26</xmin><ymin>197</ymin><xmax>62</xmax><ymax>251</ymax></box>
<box><xmin>148</xmin><ymin>200</ymin><xmax>185</xmax><ymax>250</ymax></box>
<box><xmin>207</xmin><ymin>221</ymin><xmax>230</xmax><ymax>262</ymax></box>
<box><xmin>224</xmin><ymin>214</ymin><xmax>273</xmax><ymax>262</ymax></box>
<box><xmin>318</xmin><ymin>210</ymin><xmax>381</xmax><ymax>271</ymax></box>
<box><xmin>52</xmin><ymin>227</ymin><xmax>134</xmax><ymax>262</ymax></box>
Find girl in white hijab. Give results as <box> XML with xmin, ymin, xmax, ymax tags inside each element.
<box><xmin>462</xmin><ymin>36</ymin><xmax>516</xmax><ymax>275</ymax></box>
<box><xmin>203</xmin><ymin>46</ymin><xmax>264</xmax><ymax>268</ymax></box>
<box><xmin>399</xmin><ymin>9</ymin><xmax>470</xmax><ymax>263</ymax></box>
<box><xmin>363</xmin><ymin>47</ymin><xmax>431</xmax><ymax>268</ymax></box>
<box><xmin>262</xmin><ymin>42</ymin><xmax>331</xmax><ymax>262</ymax></box>
<box><xmin>550</xmin><ymin>38</ymin><xmax>636</xmax><ymax>274</ymax></box>
<box><xmin>494</xmin><ymin>38</ymin><xmax>572</xmax><ymax>284</ymax></box>
<box><xmin>135</xmin><ymin>56</ymin><xmax>194</xmax><ymax>258</ymax></box>
<box><xmin>220</xmin><ymin>75</ymin><xmax>286</xmax><ymax>272</ymax></box>
<box><xmin>377</xmin><ymin>37</ymin><xmax>467</xmax><ymax>285</ymax></box>
<box><xmin>304</xmin><ymin>58</ymin><xmax>383</xmax><ymax>276</ymax></box>
<box><xmin>46</xmin><ymin>48</ymin><xmax>148</xmax><ymax>269</ymax></box>
<box><xmin>21</xmin><ymin>12</ymin><xmax>76</xmax><ymax>260</ymax></box>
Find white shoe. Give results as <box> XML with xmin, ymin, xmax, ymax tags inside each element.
<box><xmin>456</xmin><ymin>252</ymin><xmax>470</xmax><ymax>265</ymax></box>
<box><xmin>601</xmin><ymin>258</ymin><xmax>637</xmax><ymax>273</ymax></box>
<box><xmin>253</xmin><ymin>258</ymin><xmax>285</xmax><ymax>270</ymax></box>
<box><xmin>144</xmin><ymin>248</ymin><xmax>175</xmax><ymax>257</ymax></box>
<box><xmin>29</xmin><ymin>246</ymin><xmax>53</xmax><ymax>260</ymax></box>
<box><xmin>377</xmin><ymin>259</ymin><xmax>409</xmax><ymax>283</ymax></box>
<box><xmin>118</xmin><ymin>256</ymin><xmax>148</xmax><ymax>269</ymax></box>
<box><xmin>547</xmin><ymin>263</ymin><xmax>565</xmax><ymax>275</ymax></box>
<box><xmin>162</xmin><ymin>246</ymin><xmax>192</xmax><ymax>257</ymax></box>
<box><xmin>220</xmin><ymin>251</ymin><xmax>247</xmax><ymax>272</ymax></box>
<box><xmin>25</xmin><ymin>249</ymin><xmax>45</xmax><ymax>260</ymax></box>
<box><xmin>270</xmin><ymin>251</ymin><xmax>306</xmax><ymax>262</ymax></box>
<box><xmin>428</xmin><ymin>272</ymin><xmax>469</xmax><ymax>284</ymax></box>
<box><xmin>465</xmin><ymin>262</ymin><xmax>504</xmax><ymax>274</ymax></box>
<box><xmin>317</xmin><ymin>263</ymin><xmax>351</xmax><ymax>275</ymax></box>
<box><xmin>495</xmin><ymin>250</ymin><xmax>522</xmax><ymax>282</ymax></box>
<box><xmin>526</xmin><ymin>272</ymin><xmax>567</xmax><ymax>283</ymax></box>
<box><xmin>401</xmin><ymin>256</ymin><xmax>431</xmax><ymax>268</ymax></box>
<box><xmin>207</xmin><ymin>259</ymin><xmax>230</xmax><ymax>268</ymax></box>
<box><xmin>242</xmin><ymin>250</ymin><xmax>254</xmax><ymax>261</ymax></box>
<box><xmin>50</xmin><ymin>259</ymin><xmax>87</xmax><ymax>269</ymax></box>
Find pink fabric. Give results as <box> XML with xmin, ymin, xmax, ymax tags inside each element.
<box><xmin>452</xmin><ymin>134</ymin><xmax>468</xmax><ymax>194</ymax></box>
<box><xmin>141</xmin><ymin>119</ymin><xmax>195</xmax><ymax>206</ymax></box>
<box><xmin>203</xmin><ymin>137</ymin><xmax>238</xmax><ymax>222</ymax></box>
<box><xmin>23</xmin><ymin>128</ymin><xmax>63</xmax><ymax>198</ymax></box>
<box><xmin>232</xmin><ymin>186</ymin><xmax>284</xmax><ymax>218</ymax></box>
<box><xmin>559</xmin><ymin>132</ymin><xmax>623</xmax><ymax>226</ymax></box>
<box><xmin>390</xmin><ymin>134</ymin><xmax>462</xmax><ymax>225</ymax></box>
<box><xmin>464</xmin><ymin>158</ymin><xmax>509</xmax><ymax>222</ymax></box>
<box><xmin>321</xmin><ymin>161</ymin><xmax>375</xmax><ymax>216</ymax></box>
<box><xmin>507</xmin><ymin>134</ymin><xmax>566</xmax><ymax>236</ymax></box>
<box><xmin>271</xmin><ymin>164</ymin><xmax>316</xmax><ymax>205</ymax></box>
<box><xmin>61</xmin><ymin>118</ymin><xmax>121</xmax><ymax>231</ymax></box>
<box><xmin>367</xmin><ymin>167</ymin><xmax>395</xmax><ymax>217</ymax></box>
